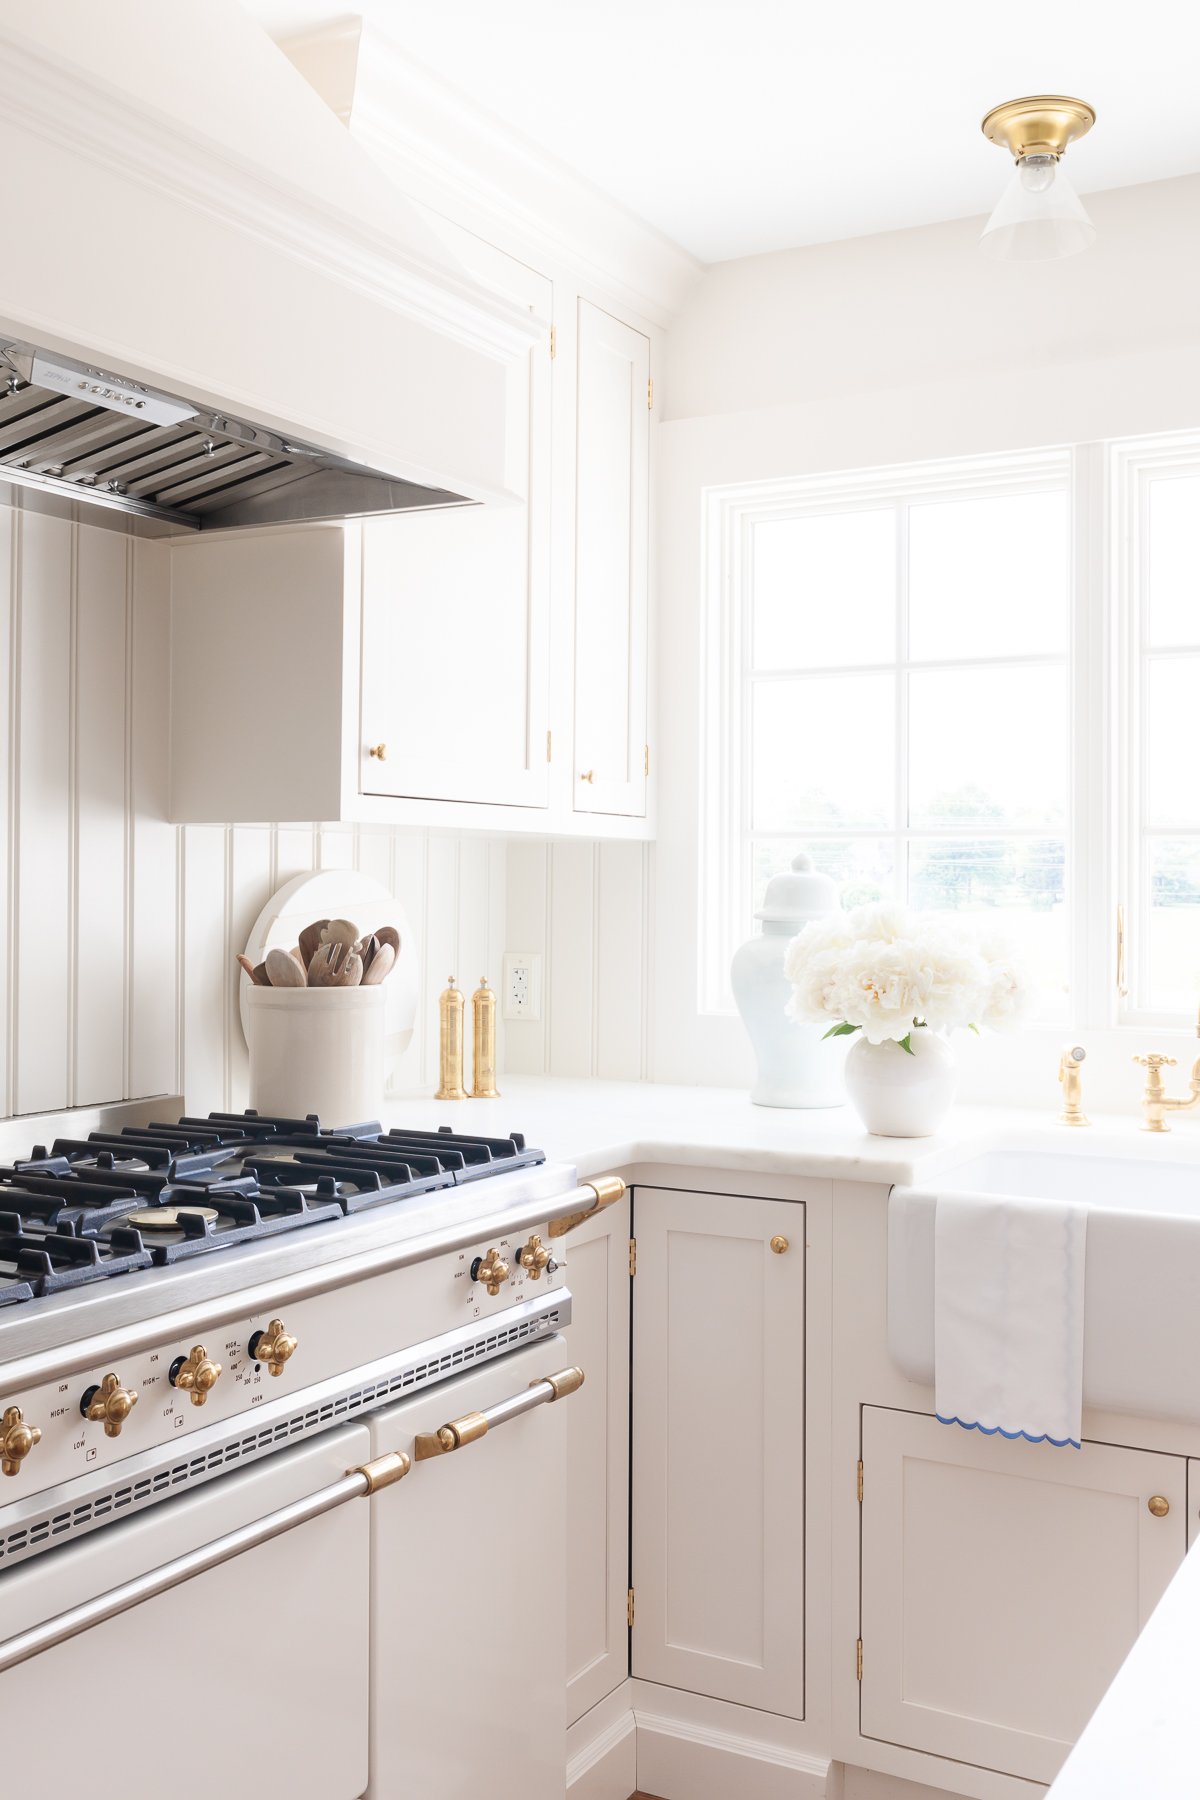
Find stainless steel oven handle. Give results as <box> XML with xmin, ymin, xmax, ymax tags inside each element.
<box><xmin>413</xmin><ymin>1365</ymin><xmax>585</xmax><ymax>1460</ymax></box>
<box><xmin>0</xmin><ymin>1449</ymin><xmax>409</xmax><ymax>1677</ymax></box>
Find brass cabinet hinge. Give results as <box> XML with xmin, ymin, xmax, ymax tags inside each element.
<box><xmin>549</xmin><ymin>324</ymin><xmax>557</xmax><ymax>360</ymax></box>
<box><xmin>856</xmin><ymin>1638</ymin><xmax>863</xmax><ymax>1681</ymax></box>
<box><xmin>627</xmin><ymin>1587</ymin><xmax>635</xmax><ymax>1628</ymax></box>
<box><xmin>647</xmin><ymin>376</ymin><xmax>654</xmax><ymax>410</ymax></box>
<box><xmin>644</xmin><ymin>743</ymin><xmax>650</xmax><ymax>778</ymax></box>
<box><xmin>546</xmin><ymin>729</ymin><xmax>552</xmax><ymax>763</ymax></box>
<box><xmin>857</xmin><ymin>1459</ymin><xmax>864</xmax><ymax>1504</ymax></box>
<box><xmin>628</xmin><ymin>1237</ymin><xmax>637</xmax><ymax>1278</ymax></box>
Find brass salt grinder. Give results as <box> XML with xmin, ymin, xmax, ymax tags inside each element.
<box><xmin>471</xmin><ymin>976</ymin><xmax>500</xmax><ymax>1099</ymax></box>
<box><xmin>436</xmin><ymin>977</ymin><xmax>467</xmax><ymax>1101</ymax></box>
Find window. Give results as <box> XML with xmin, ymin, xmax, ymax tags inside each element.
<box><xmin>702</xmin><ymin>439</ymin><xmax>1200</xmax><ymax>1028</ymax></box>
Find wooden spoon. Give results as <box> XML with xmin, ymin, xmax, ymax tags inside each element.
<box><xmin>236</xmin><ymin>953</ymin><xmax>266</xmax><ymax>985</ymax></box>
<box><xmin>376</xmin><ymin>925</ymin><xmax>400</xmax><ymax>958</ymax></box>
<box><xmin>357</xmin><ymin>934</ymin><xmax>380</xmax><ymax>978</ymax></box>
<box><xmin>265</xmin><ymin>946</ymin><xmax>307</xmax><ymax>988</ymax></box>
<box><xmin>298</xmin><ymin>918</ymin><xmax>328</xmax><ymax>970</ymax></box>
<box><xmin>361</xmin><ymin>942</ymin><xmax>395</xmax><ymax>985</ymax></box>
<box><xmin>320</xmin><ymin>918</ymin><xmax>360</xmax><ymax>951</ymax></box>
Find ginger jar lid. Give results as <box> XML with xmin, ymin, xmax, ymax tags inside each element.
<box><xmin>755</xmin><ymin>852</ymin><xmax>839</xmax><ymax>924</ymax></box>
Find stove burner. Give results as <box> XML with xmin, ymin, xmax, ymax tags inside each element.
<box><xmin>0</xmin><ymin>1112</ymin><xmax>545</xmax><ymax>1303</ymax></box>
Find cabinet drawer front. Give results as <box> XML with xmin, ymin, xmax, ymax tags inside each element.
<box><xmin>631</xmin><ymin>1187</ymin><xmax>805</xmax><ymax>1715</ymax></box>
<box><xmin>860</xmin><ymin>1406</ymin><xmax>1187</xmax><ymax>1785</ymax></box>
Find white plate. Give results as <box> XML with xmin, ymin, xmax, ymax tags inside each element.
<box><xmin>240</xmin><ymin>870</ymin><xmax>417</xmax><ymax>1058</ymax></box>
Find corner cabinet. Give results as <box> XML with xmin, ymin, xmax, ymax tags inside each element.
<box><xmin>169</xmin><ymin>257</ymin><xmax>655</xmax><ymax>835</ymax></box>
<box><xmin>859</xmin><ymin>1407</ymin><xmax>1187</xmax><ymax>1787</ymax></box>
<box><xmin>631</xmin><ymin>1186</ymin><xmax>806</xmax><ymax>1715</ymax></box>
<box><xmin>572</xmin><ymin>300</ymin><xmax>650</xmax><ymax>820</ymax></box>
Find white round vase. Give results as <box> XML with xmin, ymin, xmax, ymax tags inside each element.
<box><xmin>843</xmin><ymin>1028</ymin><xmax>957</xmax><ymax>1138</ymax></box>
<box><xmin>730</xmin><ymin>852</ymin><xmax>845</xmax><ymax>1109</ymax></box>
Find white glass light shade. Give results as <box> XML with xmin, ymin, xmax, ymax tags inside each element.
<box><xmin>980</xmin><ymin>155</ymin><xmax>1096</xmax><ymax>261</ymax></box>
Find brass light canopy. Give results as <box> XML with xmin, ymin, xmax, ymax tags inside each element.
<box><xmin>981</xmin><ymin>95</ymin><xmax>1096</xmax><ymax>161</ymax></box>
<box><xmin>979</xmin><ymin>94</ymin><xmax>1097</xmax><ymax>262</ymax></box>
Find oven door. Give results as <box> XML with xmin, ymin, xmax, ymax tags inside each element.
<box><xmin>0</xmin><ymin>1423</ymin><xmax>373</xmax><ymax>1800</ymax></box>
<box><xmin>368</xmin><ymin>1336</ymin><xmax>575</xmax><ymax>1800</ymax></box>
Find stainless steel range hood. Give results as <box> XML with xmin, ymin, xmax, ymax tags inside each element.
<box><xmin>0</xmin><ymin>340</ymin><xmax>467</xmax><ymax>536</ymax></box>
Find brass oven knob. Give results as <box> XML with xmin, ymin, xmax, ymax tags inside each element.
<box><xmin>0</xmin><ymin>1405</ymin><xmax>41</xmax><ymax>1478</ymax></box>
<box><xmin>82</xmin><ymin>1372</ymin><xmax>140</xmax><ymax>1437</ymax></box>
<box><xmin>517</xmin><ymin>1234</ymin><xmax>552</xmax><ymax>1280</ymax></box>
<box><xmin>249</xmin><ymin>1318</ymin><xmax>298</xmax><ymax>1377</ymax></box>
<box><xmin>170</xmin><ymin>1344</ymin><xmax>223</xmax><ymax>1406</ymax></box>
<box><xmin>471</xmin><ymin>1248</ymin><xmax>510</xmax><ymax>1297</ymax></box>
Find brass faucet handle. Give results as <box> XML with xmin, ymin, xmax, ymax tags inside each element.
<box><xmin>1135</xmin><ymin>1053</ymin><xmax>1178</xmax><ymax>1070</ymax></box>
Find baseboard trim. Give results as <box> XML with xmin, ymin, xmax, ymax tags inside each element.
<box><xmin>634</xmin><ymin>1705</ymin><xmax>831</xmax><ymax>1800</ymax></box>
<box><xmin>568</xmin><ymin>1687</ymin><xmax>637</xmax><ymax>1800</ymax></box>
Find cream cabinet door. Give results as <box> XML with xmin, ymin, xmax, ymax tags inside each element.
<box><xmin>359</xmin><ymin>230</ymin><xmax>552</xmax><ymax>808</ymax></box>
<box><xmin>631</xmin><ymin>1187</ymin><xmax>805</xmax><ymax>1714</ymax></box>
<box><xmin>562</xmin><ymin>1192</ymin><xmax>632</xmax><ymax>1724</ymax></box>
<box><xmin>860</xmin><ymin>1407</ymin><xmax>1187</xmax><ymax>1786</ymax></box>
<box><xmin>573</xmin><ymin>298</ymin><xmax>649</xmax><ymax>818</ymax></box>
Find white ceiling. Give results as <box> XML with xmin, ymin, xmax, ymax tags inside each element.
<box><xmin>242</xmin><ymin>0</ymin><xmax>1200</xmax><ymax>264</ymax></box>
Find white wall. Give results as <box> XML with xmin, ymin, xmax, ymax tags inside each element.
<box><xmin>0</xmin><ymin>495</ymin><xmax>506</xmax><ymax>1123</ymax></box>
<box><xmin>641</xmin><ymin>174</ymin><xmax>1200</xmax><ymax>1098</ymax></box>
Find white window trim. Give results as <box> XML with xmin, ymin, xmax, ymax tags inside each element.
<box><xmin>700</xmin><ymin>437</ymin><xmax>1198</xmax><ymax>1032</ymax></box>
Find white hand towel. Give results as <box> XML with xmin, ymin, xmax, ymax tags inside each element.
<box><xmin>934</xmin><ymin>1190</ymin><xmax>1087</xmax><ymax>1449</ymax></box>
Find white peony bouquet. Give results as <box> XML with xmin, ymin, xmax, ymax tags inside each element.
<box><xmin>784</xmin><ymin>902</ymin><xmax>1028</xmax><ymax>1053</ymax></box>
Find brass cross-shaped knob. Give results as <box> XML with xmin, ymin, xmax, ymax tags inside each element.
<box><xmin>517</xmin><ymin>1234</ymin><xmax>552</xmax><ymax>1280</ymax></box>
<box><xmin>1</xmin><ymin>1405</ymin><xmax>41</xmax><ymax>1477</ymax></box>
<box><xmin>472</xmin><ymin>1248</ymin><xmax>510</xmax><ymax>1296</ymax></box>
<box><xmin>249</xmin><ymin>1318</ymin><xmax>298</xmax><ymax>1377</ymax></box>
<box><xmin>171</xmin><ymin>1344</ymin><xmax>223</xmax><ymax>1406</ymax></box>
<box><xmin>82</xmin><ymin>1372</ymin><xmax>139</xmax><ymax>1438</ymax></box>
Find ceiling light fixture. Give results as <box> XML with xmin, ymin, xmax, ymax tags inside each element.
<box><xmin>979</xmin><ymin>95</ymin><xmax>1096</xmax><ymax>262</ymax></box>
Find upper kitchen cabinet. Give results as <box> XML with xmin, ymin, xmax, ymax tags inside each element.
<box><xmin>572</xmin><ymin>300</ymin><xmax>651</xmax><ymax>819</ymax></box>
<box><xmin>359</xmin><ymin>229</ymin><xmax>553</xmax><ymax>811</ymax></box>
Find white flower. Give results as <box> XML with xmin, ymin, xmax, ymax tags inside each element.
<box><xmin>785</xmin><ymin>904</ymin><xmax>1028</xmax><ymax>1045</ymax></box>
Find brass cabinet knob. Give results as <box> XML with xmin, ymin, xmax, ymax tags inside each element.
<box><xmin>170</xmin><ymin>1344</ymin><xmax>223</xmax><ymax>1406</ymax></box>
<box><xmin>368</xmin><ymin>742</ymin><xmax>388</xmax><ymax>761</ymax></box>
<box><xmin>471</xmin><ymin>1248</ymin><xmax>510</xmax><ymax>1297</ymax></box>
<box><xmin>0</xmin><ymin>1405</ymin><xmax>41</xmax><ymax>1477</ymax></box>
<box><xmin>579</xmin><ymin>770</ymin><xmax>595</xmax><ymax>783</ymax></box>
<box><xmin>1148</xmin><ymin>1494</ymin><xmax>1171</xmax><ymax>1517</ymax></box>
<box><xmin>249</xmin><ymin>1318</ymin><xmax>298</xmax><ymax>1377</ymax></box>
<box><xmin>770</xmin><ymin>1235</ymin><xmax>790</xmax><ymax>1255</ymax></box>
<box><xmin>517</xmin><ymin>1234</ymin><xmax>552</xmax><ymax>1280</ymax></box>
<box><xmin>81</xmin><ymin>1372</ymin><xmax>139</xmax><ymax>1438</ymax></box>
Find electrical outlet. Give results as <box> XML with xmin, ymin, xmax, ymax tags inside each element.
<box><xmin>502</xmin><ymin>952</ymin><xmax>542</xmax><ymax>1021</ymax></box>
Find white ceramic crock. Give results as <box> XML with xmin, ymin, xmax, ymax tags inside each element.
<box><xmin>245</xmin><ymin>986</ymin><xmax>385</xmax><ymax>1126</ymax></box>
<box><xmin>730</xmin><ymin>852</ymin><xmax>845</xmax><ymax>1109</ymax></box>
<box><xmin>843</xmin><ymin>1027</ymin><xmax>957</xmax><ymax>1138</ymax></box>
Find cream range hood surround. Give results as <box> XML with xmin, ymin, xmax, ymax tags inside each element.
<box><xmin>0</xmin><ymin>1</ymin><xmax>539</xmax><ymax>534</ymax></box>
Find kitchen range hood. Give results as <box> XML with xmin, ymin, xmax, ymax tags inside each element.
<box><xmin>0</xmin><ymin>1</ymin><xmax>539</xmax><ymax>537</ymax></box>
<box><xmin>0</xmin><ymin>339</ymin><xmax>464</xmax><ymax>534</ymax></box>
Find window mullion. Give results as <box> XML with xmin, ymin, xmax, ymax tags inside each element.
<box><xmin>895</xmin><ymin>499</ymin><xmax>909</xmax><ymax>903</ymax></box>
<box><xmin>1070</xmin><ymin>441</ymin><xmax>1111</xmax><ymax>1028</ymax></box>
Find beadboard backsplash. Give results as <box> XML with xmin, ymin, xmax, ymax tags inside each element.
<box><xmin>0</xmin><ymin>499</ymin><xmax>506</xmax><ymax>1121</ymax></box>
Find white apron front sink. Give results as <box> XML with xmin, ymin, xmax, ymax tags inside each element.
<box><xmin>888</xmin><ymin>1144</ymin><xmax>1200</xmax><ymax>1425</ymax></box>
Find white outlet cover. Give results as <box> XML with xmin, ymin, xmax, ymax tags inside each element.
<box><xmin>502</xmin><ymin>951</ymin><xmax>542</xmax><ymax>1022</ymax></box>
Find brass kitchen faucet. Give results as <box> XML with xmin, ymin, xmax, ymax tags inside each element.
<box><xmin>1135</xmin><ymin>1002</ymin><xmax>1200</xmax><ymax>1132</ymax></box>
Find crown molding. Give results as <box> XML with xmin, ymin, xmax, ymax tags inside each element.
<box><xmin>280</xmin><ymin>20</ymin><xmax>703</xmax><ymax>328</ymax></box>
<box><xmin>0</xmin><ymin>27</ymin><xmax>538</xmax><ymax>364</ymax></box>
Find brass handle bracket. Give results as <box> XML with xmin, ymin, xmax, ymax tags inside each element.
<box><xmin>548</xmin><ymin>1174</ymin><xmax>627</xmax><ymax>1240</ymax></box>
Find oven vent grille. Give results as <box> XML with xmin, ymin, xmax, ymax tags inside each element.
<box><xmin>0</xmin><ymin>1305</ymin><xmax>561</xmax><ymax>1569</ymax></box>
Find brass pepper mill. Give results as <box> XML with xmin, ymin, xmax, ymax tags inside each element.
<box><xmin>471</xmin><ymin>976</ymin><xmax>500</xmax><ymax>1099</ymax></box>
<box><xmin>436</xmin><ymin>977</ymin><xmax>467</xmax><ymax>1101</ymax></box>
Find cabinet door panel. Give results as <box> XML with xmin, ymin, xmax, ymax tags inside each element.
<box><xmin>861</xmin><ymin>1407</ymin><xmax>1187</xmax><ymax>1785</ymax></box>
<box><xmin>563</xmin><ymin>1193</ymin><xmax>631</xmax><ymax>1723</ymax></box>
<box><xmin>360</xmin><ymin>231</ymin><xmax>551</xmax><ymax>807</ymax></box>
<box><xmin>632</xmin><ymin>1187</ymin><xmax>804</xmax><ymax>1714</ymax></box>
<box><xmin>573</xmin><ymin>298</ymin><xmax>649</xmax><ymax>818</ymax></box>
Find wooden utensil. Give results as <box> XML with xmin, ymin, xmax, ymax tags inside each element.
<box><xmin>320</xmin><ymin>918</ymin><xmax>360</xmax><ymax>951</ymax></box>
<box><xmin>357</xmin><ymin>934</ymin><xmax>380</xmax><ymax>978</ymax></box>
<box><xmin>310</xmin><ymin>941</ymin><xmax>363</xmax><ymax>987</ymax></box>
<box><xmin>298</xmin><ymin>918</ymin><xmax>328</xmax><ymax>970</ymax></box>
<box><xmin>376</xmin><ymin>925</ymin><xmax>401</xmax><ymax>957</ymax></box>
<box><xmin>265</xmin><ymin>946</ymin><xmax>307</xmax><ymax>988</ymax></box>
<box><xmin>236</xmin><ymin>953</ymin><xmax>265</xmax><ymax>984</ymax></box>
<box><xmin>361</xmin><ymin>942</ymin><xmax>395</xmax><ymax>985</ymax></box>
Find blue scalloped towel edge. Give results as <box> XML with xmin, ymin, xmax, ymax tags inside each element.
<box><xmin>936</xmin><ymin>1413</ymin><xmax>1080</xmax><ymax>1450</ymax></box>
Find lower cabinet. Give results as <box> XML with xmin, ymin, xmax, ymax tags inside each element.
<box><xmin>631</xmin><ymin>1186</ymin><xmax>806</xmax><ymax>1716</ymax></box>
<box><xmin>860</xmin><ymin>1406</ymin><xmax>1188</xmax><ymax>1787</ymax></box>
<box><xmin>562</xmin><ymin>1191</ymin><xmax>632</xmax><ymax>1725</ymax></box>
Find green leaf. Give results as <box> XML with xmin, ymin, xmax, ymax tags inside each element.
<box><xmin>822</xmin><ymin>1021</ymin><xmax>859</xmax><ymax>1040</ymax></box>
<box><xmin>968</xmin><ymin>1022</ymin><xmax>980</xmax><ymax>1035</ymax></box>
<box><xmin>896</xmin><ymin>1033</ymin><xmax>915</xmax><ymax>1055</ymax></box>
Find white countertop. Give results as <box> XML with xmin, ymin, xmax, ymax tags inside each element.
<box><xmin>1050</xmin><ymin>1540</ymin><xmax>1200</xmax><ymax>1799</ymax></box>
<box><xmin>382</xmin><ymin>1076</ymin><xmax>1164</xmax><ymax>1187</ymax></box>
